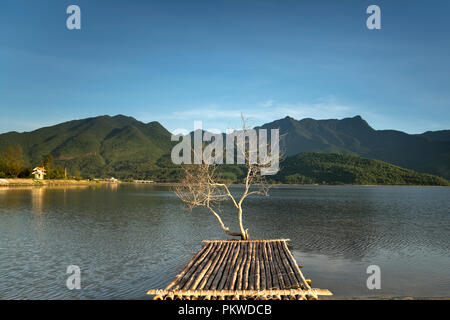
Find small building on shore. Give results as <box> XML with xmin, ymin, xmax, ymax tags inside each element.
<box><xmin>133</xmin><ymin>179</ymin><xmax>154</xmax><ymax>184</ymax></box>
<box><xmin>32</xmin><ymin>167</ymin><xmax>46</xmax><ymax>180</ymax></box>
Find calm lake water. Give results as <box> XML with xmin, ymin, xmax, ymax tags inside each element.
<box><xmin>0</xmin><ymin>184</ymin><xmax>449</xmax><ymax>299</ymax></box>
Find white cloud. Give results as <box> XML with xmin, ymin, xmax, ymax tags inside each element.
<box><xmin>165</xmin><ymin>97</ymin><xmax>353</xmax><ymax>122</ymax></box>
<box><xmin>260</xmin><ymin>99</ymin><xmax>275</xmax><ymax>108</ymax></box>
<box><xmin>151</xmin><ymin>97</ymin><xmax>357</xmax><ymax>133</ymax></box>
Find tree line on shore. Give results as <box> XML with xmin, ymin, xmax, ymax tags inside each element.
<box><xmin>1</xmin><ymin>144</ymin><xmax>449</xmax><ymax>186</ymax></box>
<box><xmin>0</xmin><ymin>145</ymin><xmax>82</xmax><ymax>180</ymax></box>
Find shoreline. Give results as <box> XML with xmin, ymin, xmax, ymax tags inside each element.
<box><xmin>0</xmin><ymin>178</ymin><xmax>100</xmax><ymax>186</ymax></box>
<box><xmin>0</xmin><ymin>179</ymin><xmax>448</xmax><ymax>188</ymax></box>
<box><xmin>133</xmin><ymin>182</ymin><xmax>450</xmax><ymax>188</ymax></box>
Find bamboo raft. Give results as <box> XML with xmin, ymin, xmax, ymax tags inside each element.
<box><xmin>147</xmin><ymin>239</ymin><xmax>332</xmax><ymax>300</ymax></box>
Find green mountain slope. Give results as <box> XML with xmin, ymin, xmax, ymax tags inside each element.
<box><xmin>259</xmin><ymin>116</ymin><xmax>450</xmax><ymax>179</ymax></box>
<box><xmin>0</xmin><ymin>114</ymin><xmax>449</xmax><ymax>184</ymax></box>
<box><xmin>0</xmin><ymin>115</ymin><xmax>174</xmax><ymax>178</ymax></box>
<box><xmin>275</xmin><ymin>152</ymin><xmax>449</xmax><ymax>186</ymax></box>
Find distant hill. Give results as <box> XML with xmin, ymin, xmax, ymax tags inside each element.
<box><xmin>0</xmin><ymin>115</ymin><xmax>174</xmax><ymax>178</ymax></box>
<box><xmin>275</xmin><ymin>152</ymin><xmax>449</xmax><ymax>186</ymax></box>
<box><xmin>259</xmin><ymin>116</ymin><xmax>450</xmax><ymax>179</ymax></box>
<box><xmin>419</xmin><ymin>130</ymin><xmax>450</xmax><ymax>142</ymax></box>
<box><xmin>0</xmin><ymin>114</ymin><xmax>449</xmax><ymax>184</ymax></box>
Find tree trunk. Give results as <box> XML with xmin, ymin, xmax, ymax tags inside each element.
<box><xmin>207</xmin><ymin>206</ymin><xmax>242</xmax><ymax>239</ymax></box>
<box><xmin>237</xmin><ymin>206</ymin><xmax>249</xmax><ymax>240</ymax></box>
<box><xmin>224</xmin><ymin>229</ymin><xmax>242</xmax><ymax>238</ymax></box>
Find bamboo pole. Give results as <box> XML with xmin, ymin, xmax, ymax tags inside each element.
<box><xmin>179</xmin><ymin>242</ymin><xmax>216</xmax><ymax>290</ymax></box>
<box><xmin>210</xmin><ymin>242</ymin><xmax>235</xmax><ymax>290</ymax></box>
<box><xmin>265</xmin><ymin>241</ymin><xmax>278</xmax><ymax>289</ymax></box>
<box><xmin>270</xmin><ymin>241</ymin><xmax>290</xmax><ymax>289</ymax></box>
<box><xmin>243</xmin><ymin>242</ymin><xmax>253</xmax><ymax>289</ymax></box>
<box><xmin>236</xmin><ymin>241</ymin><xmax>249</xmax><ymax>290</ymax></box>
<box><xmin>228</xmin><ymin>241</ymin><xmax>245</xmax><ymax>289</ymax></box>
<box><xmin>164</xmin><ymin>292</ymin><xmax>174</xmax><ymax>300</ymax></box>
<box><xmin>262</xmin><ymin>241</ymin><xmax>273</xmax><ymax>290</ymax></box>
<box><xmin>275</xmin><ymin>240</ymin><xmax>299</xmax><ymax>288</ymax></box>
<box><xmin>280</xmin><ymin>241</ymin><xmax>313</xmax><ymax>293</ymax></box>
<box><xmin>172</xmin><ymin>243</ymin><xmax>214</xmax><ymax>290</ymax></box>
<box><xmin>202</xmin><ymin>239</ymin><xmax>290</xmax><ymax>243</ymax></box>
<box><xmin>218</xmin><ymin>242</ymin><xmax>240</xmax><ymax>289</ymax></box>
<box><xmin>204</xmin><ymin>242</ymin><xmax>231</xmax><ymax>290</ymax></box>
<box><xmin>165</xmin><ymin>243</ymin><xmax>211</xmax><ymax>291</ymax></box>
<box><xmin>259</xmin><ymin>241</ymin><xmax>266</xmax><ymax>290</ymax></box>
<box><xmin>218</xmin><ymin>242</ymin><xmax>238</xmax><ymax>289</ymax></box>
<box><xmin>279</xmin><ymin>240</ymin><xmax>306</xmax><ymax>288</ymax></box>
<box><xmin>254</xmin><ymin>242</ymin><xmax>260</xmax><ymax>291</ymax></box>
<box><xmin>147</xmin><ymin>288</ymin><xmax>333</xmax><ymax>297</ymax></box>
<box><xmin>191</xmin><ymin>257</ymin><xmax>215</xmax><ymax>290</ymax></box>
<box><xmin>255</xmin><ymin>255</ymin><xmax>261</xmax><ymax>290</ymax></box>
<box><xmin>248</xmin><ymin>241</ymin><xmax>256</xmax><ymax>290</ymax></box>
<box><xmin>197</xmin><ymin>242</ymin><xmax>225</xmax><ymax>290</ymax></box>
<box><xmin>227</xmin><ymin>241</ymin><xmax>245</xmax><ymax>289</ymax></box>
<box><xmin>191</xmin><ymin>242</ymin><xmax>223</xmax><ymax>290</ymax></box>
<box><xmin>268</xmin><ymin>241</ymin><xmax>285</xmax><ymax>289</ymax></box>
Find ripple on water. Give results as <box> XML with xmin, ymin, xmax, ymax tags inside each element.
<box><xmin>0</xmin><ymin>185</ymin><xmax>449</xmax><ymax>299</ymax></box>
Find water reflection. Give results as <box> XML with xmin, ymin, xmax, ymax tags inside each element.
<box><xmin>0</xmin><ymin>185</ymin><xmax>449</xmax><ymax>299</ymax></box>
<box><xmin>31</xmin><ymin>187</ymin><xmax>45</xmax><ymax>214</ymax></box>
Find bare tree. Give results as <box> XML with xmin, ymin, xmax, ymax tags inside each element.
<box><xmin>174</xmin><ymin>116</ymin><xmax>277</xmax><ymax>240</ymax></box>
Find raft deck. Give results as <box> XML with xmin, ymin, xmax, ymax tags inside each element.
<box><xmin>147</xmin><ymin>239</ymin><xmax>332</xmax><ymax>300</ymax></box>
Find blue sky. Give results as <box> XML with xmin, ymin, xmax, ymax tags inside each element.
<box><xmin>1</xmin><ymin>0</ymin><xmax>449</xmax><ymax>134</ymax></box>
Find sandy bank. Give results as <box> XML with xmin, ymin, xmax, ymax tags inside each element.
<box><xmin>0</xmin><ymin>178</ymin><xmax>99</xmax><ymax>186</ymax></box>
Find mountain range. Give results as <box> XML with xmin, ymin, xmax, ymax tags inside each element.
<box><xmin>0</xmin><ymin>114</ymin><xmax>449</xmax><ymax>183</ymax></box>
<box><xmin>0</xmin><ymin>115</ymin><xmax>174</xmax><ymax>179</ymax></box>
<box><xmin>259</xmin><ymin>115</ymin><xmax>450</xmax><ymax>179</ymax></box>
